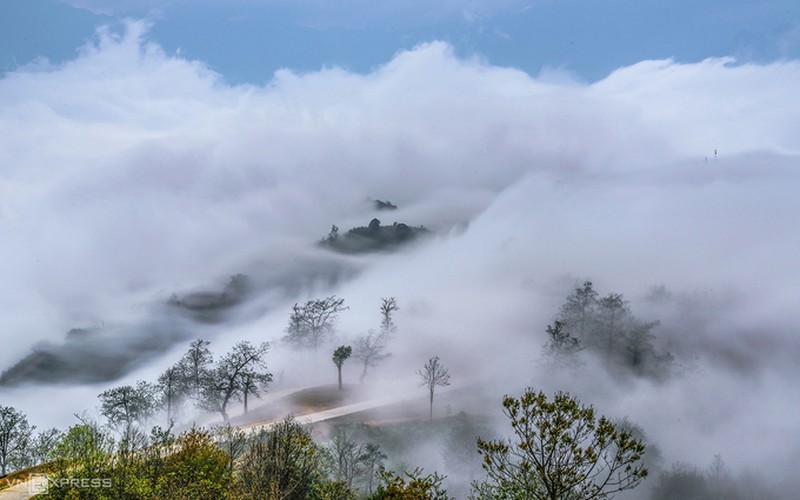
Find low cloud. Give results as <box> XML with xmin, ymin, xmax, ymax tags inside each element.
<box><xmin>1</xmin><ymin>21</ymin><xmax>799</xmax><ymax>491</ymax></box>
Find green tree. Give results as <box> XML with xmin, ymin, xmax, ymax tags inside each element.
<box><xmin>332</xmin><ymin>345</ymin><xmax>353</xmax><ymax>390</ymax></box>
<box><xmin>155</xmin><ymin>427</ymin><xmax>234</xmax><ymax>499</ymax></box>
<box><xmin>474</xmin><ymin>389</ymin><xmax>647</xmax><ymax>500</ymax></box>
<box><xmin>370</xmin><ymin>467</ymin><xmax>451</xmax><ymax>499</ymax></box>
<box><xmin>0</xmin><ymin>405</ymin><xmax>34</xmax><ymax>475</ymax></box>
<box><xmin>417</xmin><ymin>356</ymin><xmax>451</xmax><ymax>421</ymax></box>
<box><xmin>237</xmin><ymin>416</ymin><xmax>327</xmax><ymax>499</ymax></box>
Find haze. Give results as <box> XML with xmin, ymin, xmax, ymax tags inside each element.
<box><xmin>1</xmin><ymin>6</ymin><xmax>799</xmax><ymax>497</ymax></box>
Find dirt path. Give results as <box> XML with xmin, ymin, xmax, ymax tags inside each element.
<box><xmin>238</xmin><ymin>389</ymin><xmax>424</xmax><ymax>431</ymax></box>
<box><xmin>0</xmin><ymin>475</ymin><xmax>47</xmax><ymax>499</ymax></box>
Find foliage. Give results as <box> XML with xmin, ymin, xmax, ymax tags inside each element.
<box><xmin>542</xmin><ymin>321</ymin><xmax>583</xmax><ymax>369</ymax></box>
<box><xmin>370</xmin><ymin>467</ymin><xmax>451</xmax><ymax>499</ymax></box>
<box><xmin>333</xmin><ymin>345</ymin><xmax>353</xmax><ymax>390</ymax></box>
<box><xmin>320</xmin><ymin>220</ymin><xmax>430</xmax><ymax>254</ymax></box>
<box><xmin>45</xmin><ymin>424</ymin><xmax>234</xmax><ymax>499</ymax></box>
<box><xmin>0</xmin><ymin>405</ymin><xmax>35</xmax><ymax>475</ymax></box>
<box><xmin>417</xmin><ymin>356</ymin><xmax>451</xmax><ymax>420</ymax></box>
<box><xmin>283</xmin><ymin>296</ymin><xmax>348</xmax><ymax>352</ymax></box>
<box><xmin>236</xmin><ymin>416</ymin><xmax>327</xmax><ymax>499</ymax></box>
<box><xmin>554</xmin><ymin>281</ymin><xmax>672</xmax><ymax>378</ymax></box>
<box><xmin>474</xmin><ymin>389</ymin><xmax>647</xmax><ymax>500</ymax></box>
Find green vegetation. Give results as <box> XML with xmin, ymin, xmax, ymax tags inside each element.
<box><xmin>474</xmin><ymin>389</ymin><xmax>647</xmax><ymax>499</ymax></box>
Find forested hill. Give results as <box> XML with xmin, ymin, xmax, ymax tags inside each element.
<box><xmin>320</xmin><ymin>218</ymin><xmax>431</xmax><ymax>254</ymax></box>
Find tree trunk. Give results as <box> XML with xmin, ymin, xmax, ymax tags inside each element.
<box><xmin>360</xmin><ymin>361</ymin><xmax>368</xmax><ymax>384</ymax></box>
<box><xmin>244</xmin><ymin>390</ymin><xmax>249</xmax><ymax>414</ymax></box>
<box><xmin>429</xmin><ymin>388</ymin><xmax>434</xmax><ymax>420</ymax></box>
<box><xmin>338</xmin><ymin>366</ymin><xmax>343</xmax><ymax>390</ymax></box>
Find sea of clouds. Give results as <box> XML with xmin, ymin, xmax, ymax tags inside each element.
<box><xmin>1</xmin><ymin>20</ymin><xmax>798</xmax><ymax>492</ymax></box>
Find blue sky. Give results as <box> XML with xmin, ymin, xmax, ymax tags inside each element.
<box><xmin>2</xmin><ymin>0</ymin><xmax>799</xmax><ymax>83</ymax></box>
<box><xmin>1</xmin><ymin>0</ymin><xmax>800</xmax><ymax>482</ymax></box>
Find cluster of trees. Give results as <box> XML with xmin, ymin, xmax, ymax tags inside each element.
<box><xmin>283</xmin><ymin>296</ymin><xmax>399</xmax><ymax>388</ymax></box>
<box><xmin>320</xmin><ymin>219</ymin><xmax>430</xmax><ymax>253</ymax></box>
<box><xmin>652</xmin><ymin>455</ymin><xmax>781</xmax><ymax>500</ymax></box>
<box><xmin>3</xmin><ymin>388</ymin><xmax>653</xmax><ymax>499</ymax></box>
<box><xmin>543</xmin><ymin>281</ymin><xmax>673</xmax><ymax>378</ymax></box>
<box><xmin>98</xmin><ymin>338</ymin><xmax>272</xmax><ymax>436</ymax></box>
<box><xmin>0</xmin><ymin>405</ymin><xmax>62</xmax><ymax>477</ymax></box>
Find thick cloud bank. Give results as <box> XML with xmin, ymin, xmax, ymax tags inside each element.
<box><xmin>1</xmin><ymin>21</ymin><xmax>799</xmax><ymax>492</ymax></box>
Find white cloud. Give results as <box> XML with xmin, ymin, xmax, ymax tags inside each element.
<box><xmin>1</xmin><ymin>21</ymin><xmax>799</xmax><ymax>487</ymax></box>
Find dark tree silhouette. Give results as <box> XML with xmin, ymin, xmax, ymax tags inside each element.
<box><xmin>417</xmin><ymin>356</ymin><xmax>451</xmax><ymax>421</ymax></box>
<box><xmin>332</xmin><ymin>345</ymin><xmax>352</xmax><ymax>390</ymax></box>
<box><xmin>283</xmin><ymin>296</ymin><xmax>348</xmax><ymax>353</ymax></box>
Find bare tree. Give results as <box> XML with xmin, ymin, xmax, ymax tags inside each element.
<box><xmin>332</xmin><ymin>345</ymin><xmax>352</xmax><ymax>390</ymax></box>
<box><xmin>379</xmin><ymin>297</ymin><xmax>399</xmax><ymax>340</ymax></box>
<box><xmin>200</xmin><ymin>341</ymin><xmax>272</xmax><ymax>421</ymax></box>
<box><xmin>283</xmin><ymin>296</ymin><xmax>348</xmax><ymax>353</ymax></box>
<box><xmin>328</xmin><ymin>429</ymin><xmax>366</xmax><ymax>488</ymax></box>
<box><xmin>240</xmin><ymin>368</ymin><xmax>272</xmax><ymax>414</ymax></box>
<box><xmin>0</xmin><ymin>405</ymin><xmax>34</xmax><ymax>475</ymax></box>
<box><xmin>157</xmin><ymin>365</ymin><xmax>188</xmax><ymax>423</ymax></box>
<box><xmin>178</xmin><ymin>338</ymin><xmax>213</xmax><ymax>400</ymax></box>
<box><xmin>353</xmin><ymin>329</ymin><xmax>391</xmax><ymax>383</ymax></box>
<box><xmin>98</xmin><ymin>380</ymin><xmax>157</xmax><ymax>444</ymax></box>
<box><xmin>558</xmin><ymin>281</ymin><xmax>598</xmax><ymax>342</ymax></box>
<box><xmin>21</xmin><ymin>427</ymin><xmax>62</xmax><ymax>468</ymax></box>
<box><xmin>417</xmin><ymin>356</ymin><xmax>451</xmax><ymax>421</ymax></box>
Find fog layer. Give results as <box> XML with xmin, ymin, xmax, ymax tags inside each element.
<box><xmin>1</xmin><ymin>21</ymin><xmax>798</xmax><ymax>491</ymax></box>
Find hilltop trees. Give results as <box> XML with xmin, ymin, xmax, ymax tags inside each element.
<box><xmin>550</xmin><ymin>281</ymin><xmax>671</xmax><ymax>378</ymax></box>
<box><xmin>417</xmin><ymin>356</ymin><xmax>451</xmax><ymax>421</ymax></box>
<box><xmin>0</xmin><ymin>405</ymin><xmax>34</xmax><ymax>475</ymax></box>
<box><xmin>332</xmin><ymin>345</ymin><xmax>352</xmax><ymax>390</ymax></box>
<box><xmin>474</xmin><ymin>389</ymin><xmax>648</xmax><ymax>500</ymax></box>
<box><xmin>283</xmin><ymin>296</ymin><xmax>348</xmax><ymax>353</ymax></box>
